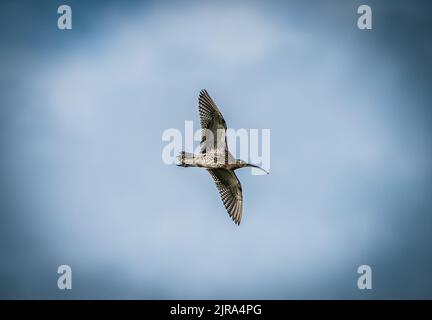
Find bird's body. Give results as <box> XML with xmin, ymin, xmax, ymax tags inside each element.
<box><xmin>178</xmin><ymin>90</ymin><xmax>268</xmax><ymax>225</ymax></box>
<box><xmin>179</xmin><ymin>151</ymin><xmax>240</xmax><ymax>170</ymax></box>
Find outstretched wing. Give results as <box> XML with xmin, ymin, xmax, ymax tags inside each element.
<box><xmin>198</xmin><ymin>90</ymin><xmax>229</xmax><ymax>161</ymax></box>
<box><xmin>208</xmin><ymin>168</ymin><xmax>243</xmax><ymax>225</ymax></box>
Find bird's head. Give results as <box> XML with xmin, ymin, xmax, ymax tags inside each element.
<box><xmin>236</xmin><ymin>160</ymin><xmax>269</xmax><ymax>174</ymax></box>
<box><xmin>235</xmin><ymin>159</ymin><xmax>248</xmax><ymax>166</ymax></box>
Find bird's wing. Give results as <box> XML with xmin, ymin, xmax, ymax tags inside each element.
<box><xmin>198</xmin><ymin>90</ymin><xmax>229</xmax><ymax>160</ymax></box>
<box><xmin>208</xmin><ymin>168</ymin><xmax>243</xmax><ymax>225</ymax></box>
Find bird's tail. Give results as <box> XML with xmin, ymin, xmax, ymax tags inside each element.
<box><xmin>177</xmin><ymin>151</ymin><xmax>195</xmax><ymax>167</ymax></box>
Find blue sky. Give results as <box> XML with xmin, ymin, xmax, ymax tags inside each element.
<box><xmin>1</xmin><ymin>0</ymin><xmax>432</xmax><ymax>298</ymax></box>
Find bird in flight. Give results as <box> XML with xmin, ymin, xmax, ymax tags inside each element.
<box><xmin>178</xmin><ymin>90</ymin><xmax>268</xmax><ymax>225</ymax></box>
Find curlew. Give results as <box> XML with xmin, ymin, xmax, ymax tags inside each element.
<box><xmin>178</xmin><ymin>90</ymin><xmax>268</xmax><ymax>225</ymax></box>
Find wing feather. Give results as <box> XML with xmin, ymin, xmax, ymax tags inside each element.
<box><xmin>198</xmin><ymin>90</ymin><xmax>228</xmax><ymax>160</ymax></box>
<box><xmin>208</xmin><ymin>168</ymin><xmax>243</xmax><ymax>225</ymax></box>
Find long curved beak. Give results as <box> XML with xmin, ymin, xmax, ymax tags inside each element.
<box><xmin>246</xmin><ymin>164</ymin><xmax>269</xmax><ymax>174</ymax></box>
